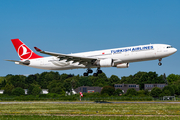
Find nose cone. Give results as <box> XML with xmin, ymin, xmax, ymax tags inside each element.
<box><xmin>166</xmin><ymin>47</ymin><xmax>177</xmax><ymax>56</ymax></box>
<box><xmin>173</xmin><ymin>48</ymin><xmax>177</xmax><ymax>54</ymax></box>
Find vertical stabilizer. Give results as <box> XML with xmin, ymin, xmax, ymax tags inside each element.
<box><xmin>11</xmin><ymin>39</ymin><xmax>43</xmax><ymax>60</ymax></box>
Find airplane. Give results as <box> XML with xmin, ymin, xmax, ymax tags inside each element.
<box><xmin>6</xmin><ymin>39</ymin><xmax>177</xmax><ymax>76</ymax></box>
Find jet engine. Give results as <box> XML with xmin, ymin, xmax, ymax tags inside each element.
<box><xmin>94</xmin><ymin>58</ymin><xmax>113</xmax><ymax>67</ymax></box>
<box><xmin>116</xmin><ymin>63</ymin><xmax>129</xmax><ymax>68</ymax></box>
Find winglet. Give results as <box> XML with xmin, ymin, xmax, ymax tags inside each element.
<box><xmin>34</xmin><ymin>47</ymin><xmax>42</xmax><ymax>52</ymax></box>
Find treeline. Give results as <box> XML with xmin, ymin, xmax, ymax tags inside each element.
<box><xmin>0</xmin><ymin>71</ymin><xmax>180</xmax><ymax>97</ymax></box>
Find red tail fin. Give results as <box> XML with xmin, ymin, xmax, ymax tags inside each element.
<box><xmin>11</xmin><ymin>39</ymin><xmax>43</xmax><ymax>60</ymax></box>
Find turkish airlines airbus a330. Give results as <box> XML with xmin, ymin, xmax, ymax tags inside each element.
<box><xmin>6</xmin><ymin>39</ymin><xmax>177</xmax><ymax>76</ymax></box>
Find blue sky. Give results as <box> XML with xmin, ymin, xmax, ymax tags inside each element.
<box><xmin>1</xmin><ymin>0</ymin><xmax>180</xmax><ymax>78</ymax></box>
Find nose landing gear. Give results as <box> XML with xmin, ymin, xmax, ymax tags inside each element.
<box><xmin>158</xmin><ymin>58</ymin><xmax>162</xmax><ymax>66</ymax></box>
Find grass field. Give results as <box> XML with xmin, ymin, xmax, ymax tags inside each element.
<box><xmin>0</xmin><ymin>102</ymin><xmax>180</xmax><ymax>119</ymax></box>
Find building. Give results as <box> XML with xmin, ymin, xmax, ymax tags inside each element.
<box><xmin>144</xmin><ymin>84</ymin><xmax>167</xmax><ymax>91</ymax></box>
<box><xmin>75</xmin><ymin>86</ymin><xmax>102</xmax><ymax>93</ymax></box>
<box><xmin>114</xmin><ymin>84</ymin><xmax>139</xmax><ymax>94</ymax></box>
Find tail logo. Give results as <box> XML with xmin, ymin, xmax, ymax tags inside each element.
<box><xmin>18</xmin><ymin>44</ymin><xmax>32</xmax><ymax>60</ymax></box>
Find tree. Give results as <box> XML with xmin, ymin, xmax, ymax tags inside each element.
<box><xmin>108</xmin><ymin>75</ymin><xmax>120</xmax><ymax>86</ymax></box>
<box><xmin>63</xmin><ymin>78</ymin><xmax>73</xmax><ymax>92</ymax></box>
<box><xmin>37</xmin><ymin>71</ymin><xmax>60</xmax><ymax>89</ymax></box>
<box><xmin>138</xmin><ymin>90</ymin><xmax>146</xmax><ymax>96</ymax></box>
<box><xmin>162</xmin><ymin>90</ymin><xmax>171</xmax><ymax>96</ymax></box>
<box><xmin>144</xmin><ymin>89</ymin><xmax>150</xmax><ymax>96</ymax></box>
<box><xmin>47</xmin><ymin>80</ymin><xmax>65</xmax><ymax>95</ymax></box>
<box><xmin>170</xmin><ymin>85</ymin><xmax>178</xmax><ymax>95</ymax></box>
<box><xmin>150</xmin><ymin>87</ymin><xmax>162</xmax><ymax>97</ymax></box>
<box><xmin>162</xmin><ymin>86</ymin><xmax>175</xmax><ymax>96</ymax></box>
<box><xmin>114</xmin><ymin>89</ymin><xmax>123</xmax><ymax>96</ymax></box>
<box><xmin>12</xmin><ymin>87</ymin><xmax>25</xmax><ymax>96</ymax></box>
<box><xmin>119</xmin><ymin>71</ymin><xmax>164</xmax><ymax>90</ymax></box>
<box><xmin>7</xmin><ymin>75</ymin><xmax>27</xmax><ymax>89</ymax></box>
<box><xmin>31</xmin><ymin>86</ymin><xmax>42</xmax><ymax>96</ymax></box>
<box><xmin>88</xmin><ymin>76</ymin><xmax>98</xmax><ymax>86</ymax></box>
<box><xmin>167</xmin><ymin>74</ymin><xmax>180</xmax><ymax>85</ymax></box>
<box><xmin>138</xmin><ymin>72</ymin><xmax>164</xmax><ymax>90</ymax></box>
<box><xmin>94</xmin><ymin>73</ymin><xmax>109</xmax><ymax>87</ymax></box>
<box><xmin>25</xmin><ymin>75</ymin><xmax>37</xmax><ymax>85</ymax></box>
<box><xmin>101</xmin><ymin>86</ymin><xmax>115</xmax><ymax>96</ymax></box>
<box><xmin>78</xmin><ymin>76</ymin><xmax>92</xmax><ymax>87</ymax></box>
<box><xmin>120</xmin><ymin>75</ymin><xmax>134</xmax><ymax>84</ymax></box>
<box><xmin>60</xmin><ymin>73</ymin><xmax>69</xmax><ymax>82</ymax></box>
<box><xmin>126</xmin><ymin>88</ymin><xmax>137</xmax><ymax>96</ymax></box>
<box><xmin>4</xmin><ymin>83</ymin><xmax>14</xmax><ymax>95</ymax></box>
<box><xmin>177</xmin><ymin>85</ymin><xmax>180</xmax><ymax>95</ymax></box>
<box><xmin>27</xmin><ymin>84</ymin><xmax>41</xmax><ymax>95</ymax></box>
<box><xmin>0</xmin><ymin>79</ymin><xmax>6</xmax><ymax>89</ymax></box>
<box><xmin>132</xmin><ymin>71</ymin><xmax>146</xmax><ymax>84</ymax></box>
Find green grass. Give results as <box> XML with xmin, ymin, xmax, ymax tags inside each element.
<box><xmin>0</xmin><ymin>115</ymin><xmax>180</xmax><ymax>120</ymax></box>
<box><xmin>0</xmin><ymin>102</ymin><xmax>180</xmax><ymax>119</ymax></box>
<box><xmin>0</xmin><ymin>103</ymin><xmax>179</xmax><ymax>115</ymax></box>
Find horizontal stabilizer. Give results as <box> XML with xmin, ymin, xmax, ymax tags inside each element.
<box><xmin>5</xmin><ymin>59</ymin><xmax>30</xmax><ymax>65</ymax></box>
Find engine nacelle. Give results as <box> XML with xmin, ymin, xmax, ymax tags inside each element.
<box><xmin>116</xmin><ymin>63</ymin><xmax>129</xmax><ymax>68</ymax></box>
<box><xmin>94</xmin><ymin>58</ymin><xmax>113</xmax><ymax>67</ymax></box>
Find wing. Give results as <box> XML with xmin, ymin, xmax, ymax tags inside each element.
<box><xmin>34</xmin><ymin>47</ymin><xmax>97</xmax><ymax>65</ymax></box>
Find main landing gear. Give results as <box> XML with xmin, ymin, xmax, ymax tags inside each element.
<box><xmin>93</xmin><ymin>68</ymin><xmax>102</xmax><ymax>77</ymax></box>
<box><xmin>158</xmin><ymin>58</ymin><xmax>162</xmax><ymax>66</ymax></box>
<box><xmin>83</xmin><ymin>69</ymin><xmax>93</xmax><ymax>76</ymax></box>
<box><xmin>83</xmin><ymin>67</ymin><xmax>103</xmax><ymax>77</ymax></box>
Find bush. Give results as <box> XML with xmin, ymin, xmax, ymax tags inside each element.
<box><xmin>150</xmin><ymin>87</ymin><xmax>162</xmax><ymax>97</ymax></box>
<box><xmin>170</xmin><ymin>85</ymin><xmax>178</xmax><ymax>95</ymax></box>
<box><xmin>126</xmin><ymin>88</ymin><xmax>137</xmax><ymax>96</ymax></box>
<box><xmin>144</xmin><ymin>89</ymin><xmax>150</xmax><ymax>96</ymax></box>
<box><xmin>46</xmin><ymin>93</ymin><xmax>62</xmax><ymax>98</ymax></box>
<box><xmin>27</xmin><ymin>84</ymin><xmax>42</xmax><ymax>95</ymax></box>
<box><xmin>137</xmin><ymin>90</ymin><xmax>147</xmax><ymax>97</ymax></box>
<box><xmin>12</xmin><ymin>87</ymin><xmax>25</xmax><ymax>96</ymax></box>
<box><xmin>162</xmin><ymin>90</ymin><xmax>171</xmax><ymax>96</ymax></box>
<box><xmin>101</xmin><ymin>86</ymin><xmax>115</xmax><ymax>96</ymax></box>
<box><xmin>3</xmin><ymin>83</ymin><xmax>14</xmax><ymax>95</ymax></box>
<box><xmin>114</xmin><ymin>89</ymin><xmax>123</xmax><ymax>96</ymax></box>
<box><xmin>31</xmin><ymin>86</ymin><xmax>42</xmax><ymax>96</ymax></box>
<box><xmin>162</xmin><ymin>86</ymin><xmax>175</xmax><ymax>96</ymax></box>
<box><xmin>82</xmin><ymin>92</ymin><xmax>100</xmax><ymax>97</ymax></box>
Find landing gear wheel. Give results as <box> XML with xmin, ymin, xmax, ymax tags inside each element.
<box><xmin>97</xmin><ymin>70</ymin><xmax>102</xmax><ymax>74</ymax></box>
<box><xmin>158</xmin><ymin>58</ymin><xmax>162</xmax><ymax>66</ymax></box>
<box><xmin>87</xmin><ymin>69</ymin><xmax>93</xmax><ymax>73</ymax></box>
<box><xmin>93</xmin><ymin>73</ymin><xmax>98</xmax><ymax>77</ymax></box>
<box><xmin>158</xmin><ymin>62</ymin><xmax>162</xmax><ymax>66</ymax></box>
<box><xmin>83</xmin><ymin>72</ymin><xmax>88</xmax><ymax>76</ymax></box>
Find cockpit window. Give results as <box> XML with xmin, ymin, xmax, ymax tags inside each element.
<box><xmin>167</xmin><ymin>46</ymin><xmax>173</xmax><ymax>48</ymax></box>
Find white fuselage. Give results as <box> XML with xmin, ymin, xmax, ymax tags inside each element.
<box><xmin>17</xmin><ymin>44</ymin><xmax>177</xmax><ymax>70</ymax></box>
